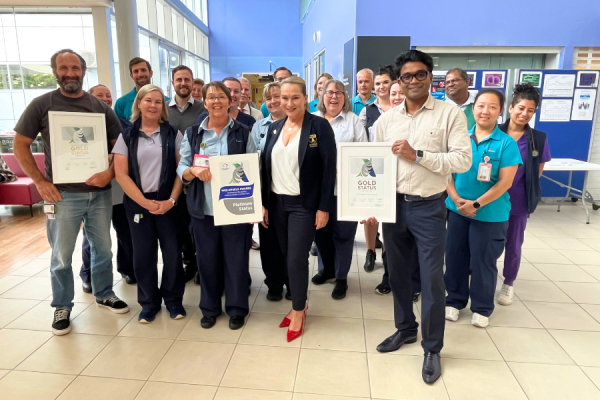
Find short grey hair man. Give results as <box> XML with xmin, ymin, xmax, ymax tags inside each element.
<box><xmin>238</xmin><ymin>76</ymin><xmax>263</xmax><ymax>120</ymax></box>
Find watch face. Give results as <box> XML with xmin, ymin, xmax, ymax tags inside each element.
<box><xmin>417</xmin><ymin>150</ymin><xmax>423</xmax><ymax>157</ymax></box>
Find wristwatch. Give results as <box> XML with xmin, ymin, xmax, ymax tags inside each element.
<box><xmin>473</xmin><ymin>200</ymin><xmax>481</xmax><ymax>209</ymax></box>
<box><xmin>169</xmin><ymin>197</ymin><xmax>177</xmax><ymax>206</ymax></box>
<box><xmin>415</xmin><ymin>150</ymin><xmax>424</xmax><ymax>164</ymax></box>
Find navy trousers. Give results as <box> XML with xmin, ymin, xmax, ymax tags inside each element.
<box><xmin>380</xmin><ymin>247</ymin><xmax>421</xmax><ymax>294</ymax></box>
<box><xmin>80</xmin><ymin>203</ymin><xmax>134</xmax><ymax>283</ymax></box>
<box><xmin>124</xmin><ymin>195</ymin><xmax>185</xmax><ymax>311</ymax></box>
<box><xmin>270</xmin><ymin>194</ymin><xmax>316</xmax><ymax>311</ymax></box>
<box><xmin>445</xmin><ymin>211</ymin><xmax>508</xmax><ymax>317</ymax></box>
<box><xmin>175</xmin><ymin>192</ymin><xmax>197</xmax><ymax>268</ymax></box>
<box><xmin>315</xmin><ymin>196</ymin><xmax>358</xmax><ymax>280</ymax></box>
<box><xmin>258</xmin><ymin>223</ymin><xmax>288</xmax><ymax>292</ymax></box>
<box><xmin>190</xmin><ymin>216</ymin><xmax>250</xmax><ymax>317</ymax></box>
<box><xmin>383</xmin><ymin>194</ymin><xmax>447</xmax><ymax>354</ymax></box>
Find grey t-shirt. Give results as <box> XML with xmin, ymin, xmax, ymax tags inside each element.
<box><xmin>14</xmin><ymin>89</ymin><xmax>121</xmax><ymax>192</ymax></box>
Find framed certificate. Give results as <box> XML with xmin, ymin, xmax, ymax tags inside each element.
<box><xmin>48</xmin><ymin>111</ymin><xmax>109</xmax><ymax>184</ymax></box>
<box><xmin>208</xmin><ymin>153</ymin><xmax>263</xmax><ymax>226</ymax></box>
<box><xmin>337</xmin><ymin>142</ymin><xmax>397</xmax><ymax>223</ymax></box>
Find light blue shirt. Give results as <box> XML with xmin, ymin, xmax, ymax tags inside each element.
<box><xmin>446</xmin><ymin>125</ymin><xmax>523</xmax><ymax>222</ymax></box>
<box><xmin>250</xmin><ymin>115</ymin><xmax>274</xmax><ymax>154</ymax></box>
<box><xmin>177</xmin><ymin>117</ymin><xmax>257</xmax><ymax>216</ymax></box>
<box><xmin>351</xmin><ymin>93</ymin><xmax>376</xmax><ymax>116</ymax></box>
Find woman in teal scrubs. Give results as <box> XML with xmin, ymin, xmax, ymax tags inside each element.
<box><xmin>444</xmin><ymin>89</ymin><xmax>522</xmax><ymax>329</ymax></box>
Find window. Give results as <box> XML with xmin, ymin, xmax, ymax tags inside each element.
<box><xmin>573</xmin><ymin>47</ymin><xmax>600</xmax><ymax>70</ymax></box>
<box><xmin>314</xmin><ymin>50</ymin><xmax>325</xmax><ymax>80</ymax></box>
<box><xmin>304</xmin><ymin>62</ymin><xmax>311</xmax><ymax>99</ymax></box>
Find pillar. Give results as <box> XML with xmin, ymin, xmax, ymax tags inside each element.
<box><xmin>114</xmin><ymin>0</ymin><xmax>140</xmax><ymax>95</ymax></box>
<box><xmin>91</xmin><ymin>7</ymin><xmax>116</xmax><ymax>97</ymax></box>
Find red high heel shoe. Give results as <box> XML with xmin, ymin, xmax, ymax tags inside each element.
<box><xmin>279</xmin><ymin>306</ymin><xmax>308</xmax><ymax>328</ymax></box>
<box><xmin>286</xmin><ymin>310</ymin><xmax>307</xmax><ymax>342</ymax></box>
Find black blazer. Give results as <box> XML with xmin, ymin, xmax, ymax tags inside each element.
<box><xmin>261</xmin><ymin>111</ymin><xmax>336</xmax><ymax>213</ymax></box>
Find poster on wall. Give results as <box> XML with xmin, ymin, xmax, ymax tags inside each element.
<box><xmin>209</xmin><ymin>154</ymin><xmax>263</xmax><ymax>226</ymax></box>
<box><xmin>577</xmin><ymin>71</ymin><xmax>599</xmax><ymax>88</ymax></box>
<box><xmin>342</xmin><ymin>38</ymin><xmax>355</xmax><ymax>96</ymax></box>
<box><xmin>482</xmin><ymin>71</ymin><xmax>506</xmax><ymax>88</ymax></box>
<box><xmin>539</xmin><ymin>99</ymin><xmax>573</xmax><ymax>122</ymax></box>
<box><xmin>542</xmin><ymin>74</ymin><xmax>576</xmax><ymax>97</ymax></box>
<box><xmin>467</xmin><ymin>72</ymin><xmax>477</xmax><ymax>88</ymax></box>
<box><xmin>431</xmin><ymin>71</ymin><xmax>447</xmax><ymax>101</ymax></box>
<box><xmin>520</xmin><ymin>71</ymin><xmax>543</xmax><ymax>88</ymax></box>
<box><xmin>571</xmin><ymin>89</ymin><xmax>597</xmax><ymax>121</ymax></box>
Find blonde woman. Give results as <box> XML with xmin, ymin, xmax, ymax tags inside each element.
<box><xmin>114</xmin><ymin>84</ymin><xmax>185</xmax><ymax>323</ymax></box>
<box><xmin>260</xmin><ymin>76</ymin><xmax>336</xmax><ymax>341</ymax></box>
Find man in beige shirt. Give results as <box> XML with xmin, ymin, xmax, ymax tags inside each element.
<box><xmin>365</xmin><ymin>50</ymin><xmax>471</xmax><ymax>384</ymax></box>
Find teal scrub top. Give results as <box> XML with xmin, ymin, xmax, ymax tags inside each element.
<box><xmin>446</xmin><ymin>125</ymin><xmax>523</xmax><ymax>222</ymax></box>
<box><xmin>351</xmin><ymin>93</ymin><xmax>376</xmax><ymax>115</ymax></box>
<box><xmin>260</xmin><ymin>102</ymin><xmax>269</xmax><ymax>118</ymax></box>
<box><xmin>308</xmin><ymin>98</ymin><xmax>319</xmax><ymax>113</ymax></box>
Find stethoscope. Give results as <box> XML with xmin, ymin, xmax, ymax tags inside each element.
<box><xmin>527</xmin><ymin>126</ymin><xmax>539</xmax><ymax>157</ymax></box>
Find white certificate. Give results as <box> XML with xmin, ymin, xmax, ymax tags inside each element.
<box><xmin>543</xmin><ymin>74</ymin><xmax>576</xmax><ymax>97</ymax></box>
<box><xmin>48</xmin><ymin>111</ymin><xmax>109</xmax><ymax>184</ymax></box>
<box><xmin>337</xmin><ymin>142</ymin><xmax>397</xmax><ymax>223</ymax></box>
<box><xmin>208</xmin><ymin>153</ymin><xmax>263</xmax><ymax>226</ymax></box>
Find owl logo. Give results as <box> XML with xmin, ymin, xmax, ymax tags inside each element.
<box><xmin>70</xmin><ymin>128</ymin><xmax>88</xmax><ymax>144</ymax></box>
<box><xmin>358</xmin><ymin>159</ymin><xmax>376</xmax><ymax>177</ymax></box>
<box><xmin>230</xmin><ymin>163</ymin><xmax>249</xmax><ymax>184</ymax></box>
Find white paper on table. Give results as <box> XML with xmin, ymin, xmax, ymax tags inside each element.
<box><xmin>208</xmin><ymin>153</ymin><xmax>263</xmax><ymax>226</ymax></box>
<box><xmin>542</xmin><ymin>74</ymin><xmax>576</xmax><ymax>97</ymax></box>
<box><xmin>539</xmin><ymin>99</ymin><xmax>572</xmax><ymax>122</ymax></box>
<box><xmin>571</xmin><ymin>89</ymin><xmax>597</xmax><ymax>121</ymax></box>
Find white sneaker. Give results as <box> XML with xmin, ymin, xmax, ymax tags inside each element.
<box><xmin>497</xmin><ymin>284</ymin><xmax>514</xmax><ymax>306</ymax></box>
<box><xmin>471</xmin><ymin>313</ymin><xmax>489</xmax><ymax>328</ymax></box>
<box><xmin>445</xmin><ymin>306</ymin><xmax>459</xmax><ymax>322</ymax></box>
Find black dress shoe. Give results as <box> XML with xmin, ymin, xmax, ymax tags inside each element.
<box><xmin>376</xmin><ymin>330</ymin><xmax>418</xmax><ymax>353</ymax></box>
<box><xmin>332</xmin><ymin>279</ymin><xmax>348</xmax><ymax>300</ymax></box>
<box><xmin>422</xmin><ymin>352</ymin><xmax>442</xmax><ymax>384</ymax></box>
<box><xmin>285</xmin><ymin>288</ymin><xmax>292</xmax><ymax>300</ymax></box>
<box><xmin>124</xmin><ymin>275</ymin><xmax>136</xmax><ymax>285</ymax></box>
<box><xmin>311</xmin><ymin>273</ymin><xmax>335</xmax><ymax>285</ymax></box>
<box><xmin>200</xmin><ymin>316</ymin><xmax>217</xmax><ymax>329</ymax></box>
<box><xmin>266</xmin><ymin>289</ymin><xmax>283</xmax><ymax>301</ymax></box>
<box><xmin>82</xmin><ymin>281</ymin><xmax>92</xmax><ymax>294</ymax></box>
<box><xmin>184</xmin><ymin>265</ymin><xmax>197</xmax><ymax>282</ymax></box>
<box><xmin>375</xmin><ymin>283</ymin><xmax>391</xmax><ymax>295</ymax></box>
<box><xmin>375</xmin><ymin>235</ymin><xmax>383</xmax><ymax>249</ymax></box>
<box><xmin>310</xmin><ymin>242</ymin><xmax>318</xmax><ymax>256</ymax></box>
<box><xmin>193</xmin><ymin>271</ymin><xmax>200</xmax><ymax>285</ymax></box>
<box><xmin>413</xmin><ymin>292</ymin><xmax>421</xmax><ymax>302</ymax></box>
<box><xmin>229</xmin><ymin>316</ymin><xmax>245</xmax><ymax>330</ymax></box>
<box><xmin>364</xmin><ymin>249</ymin><xmax>376</xmax><ymax>272</ymax></box>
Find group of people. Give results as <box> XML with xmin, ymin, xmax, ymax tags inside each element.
<box><xmin>10</xmin><ymin>47</ymin><xmax>551</xmax><ymax>385</ymax></box>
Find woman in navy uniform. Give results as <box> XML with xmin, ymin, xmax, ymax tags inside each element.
<box><xmin>261</xmin><ymin>76</ymin><xmax>336</xmax><ymax>342</ymax></box>
<box><xmin>113</xmin><ymin>84</ymin><xmax>185</xmax><ymax>323</ymax></box>
<box><xmin>178</xmin><ymin>81</ymin><xmax>257</xmax><ymax>331</ymax></box>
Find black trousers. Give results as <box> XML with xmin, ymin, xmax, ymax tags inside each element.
<box><xmin>271</xmin><ymin>194</ymin><xmax>316</xmax><ymax>311</ymax></box>
<box><xmin>124</xmin><ymin>194</ymin><xmax>185</xmax><ymax>311</ymax></box>
<box><xmin>445</xmin><ymin>211</ymin><xmax>508</xmax><ymax>317</ymax></box>
<box><xmin>383</xmin><ymin>194</ymin><xmax>447</xmax><ymax>354</ymax></box>
<box><xmin>80</xmin><ymin>203</ymin><xmax>133</xmax><ymax>283</ymax></box>
<box><xmin>258</xmin><ymin>223</ymin><xmax>288</xmax><ymax>292</ymax></box>
<box><xmin>175</xmin><ymin>192</ymin><xmax>197</xmax><ymax>267</ymax></box>
<box><xmin>315</xmin><ymin>196</ymin><xmax>358</xmax><ymax>280</ymax></box>
<box><xmin>381</xmin><ymin>245</ymin><xmax>421</xmax><ymax>294</ymax></box>
<box><xmin>190</xmin><ymin>216</ymin><xmax>250</xmax><ymax>317</ymax></box>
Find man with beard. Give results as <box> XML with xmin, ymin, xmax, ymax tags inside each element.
<box><xmin>114</xmin><ymin>57</ymin><xmax>170</xmax><ymax>120</ymax></box>
<box><xmin>13</xmin><ymin>49</ymin><xmax>130</xmax><ymax>336</ymax></box>
<box><xmin>444</xmin><ymin>68</ymin><xmax>476</xmax><ymax>129</ymax></box>
<box><xmin>167</xmin><ymin>65</ymin><xmax>206</xmax><ymax>283</ymax></box>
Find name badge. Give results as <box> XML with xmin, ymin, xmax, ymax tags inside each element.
<box><xmin>194</xmin><ymin>154</ymin><xmax>210</xmax><ymax>168</ymax></box>
<box><xmin>477</xmin><ymin>156</ymin><xmax>492</xmax><ymax>182</ymax></box>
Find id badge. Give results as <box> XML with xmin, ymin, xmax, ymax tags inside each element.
<box><xmin>193</xmin><ymin>154</ymin><xmax>210</xmax><ymax>168</ymax></box>
<box><xmin>477</xmin><ymin>156</ymin><xmax>492</xmax><ymax>182</ymax></box>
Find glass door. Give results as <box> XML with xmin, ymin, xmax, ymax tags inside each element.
<box><xmin>158</xmin><ymin>43</ymin><xmax>181</xmax><ymax>98</ymax></box>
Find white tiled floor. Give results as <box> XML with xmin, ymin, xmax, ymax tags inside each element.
<box><xmin>1</xmin><ymin>204</ymin><xmax>600</xmax><ymax>399</ymax></box>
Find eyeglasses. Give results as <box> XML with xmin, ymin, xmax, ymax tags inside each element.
<box><xmin>445</xmin><ymin>78</ymin><xmax>466</xmax><ymax>86</ymax></box>
<box><xmin>399</xmin><ymin>70</ymin><xmax>430</xmax><ymax>84</ymax></box>
<box><xmin>205</xmin><ymin>95</ymin><xmax>229</xmax><ymax>103</ymax></box>
<box><xmin>325</xmin><ymin>90</ymin><xmax>345</xmax><ymax>98</ymax></box>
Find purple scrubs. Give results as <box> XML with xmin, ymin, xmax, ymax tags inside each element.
<box><xmin>503</xmin><ymin>134</ymin><xmax>551</xmax><ymax>286</ymax></box>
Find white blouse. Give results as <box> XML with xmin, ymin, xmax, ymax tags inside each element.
<box><xmin>271</xmin><ymin>128</ymin><xmax>301</xmax><ymax>196</ymax></box>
